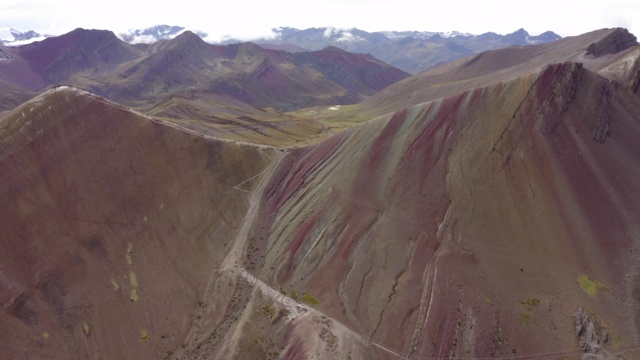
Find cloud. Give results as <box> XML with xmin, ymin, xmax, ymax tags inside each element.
<box><xmin>324</xmin><ymin>27</ymin><xmax>336</xmax><ymax>38</ymax></box>
<box><xmin>323</xmin><ymin>26</ymin><xmax>360</xmax><ymax>40</ymax></box>
<box><xmin>203</xmin><ymin>28</ymin><xmax>280</xmax><ymax>43</ymax></box>
<box><xmin>336</xmin><ymin>31</ymin><xmax>363</xmax><ymax>42</ymax></box>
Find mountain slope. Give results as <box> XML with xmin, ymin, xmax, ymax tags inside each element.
<box><xmin>243</xmin><ymin>60</ymin><xmax>640</xmax><ymax>358</ymax></box>
<box><xmin>0</xmin><ymin>87</ymin><xmax>276</xmax><ymax>359</ymax></box>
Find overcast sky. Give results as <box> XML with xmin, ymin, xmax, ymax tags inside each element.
<box><xmin>1</xmin><ymin>0</ymin><xmax>638</xmax><ymax>41</ymax></box>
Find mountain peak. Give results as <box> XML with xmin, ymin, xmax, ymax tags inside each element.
<box><xmin>173</xmin><ymin>30</ymin><xmax>201</xmax><ymax>40</ymax></box>
<box><xmin>586</xmin><ymin>27</ymin><xmax>638</xmax><ymax>57</ymax></box>
<box><xmin>163</xmin><ymin>30</ymin><xmax>207</xmax><ymax>50</ymax></box>
<box><xmin>67</xmin><ymin>27</ymin><xmax>118</xmax><ymax>39</ymax></box>
<box><xmin>320</xmin><ymin>45</ymin><xmax>346</xmax><ymax>52</ymax></box>
<box><xmin>119</xmin><ymin>25</ymin><xmax>208</xmax><ymax>44</ymax></box>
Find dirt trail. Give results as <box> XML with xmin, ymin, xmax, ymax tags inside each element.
<box><xmin>238</xmin><ymin>267</ymin><xmax>407</xmax><ymax>359</ymax></box>
<box><xmin>177</xmin><ymin>150</ymin><xmax>285</xmax><ymax>355</ymax></box>
<box><xmin>176</xmin><ymin>146</ymin><xmax>407</xmax><ymax>358</ymax></box>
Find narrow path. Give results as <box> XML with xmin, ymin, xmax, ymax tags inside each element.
<box><xmin>237</xmin><ymin>267</ymin><xmax>407</xmax><ymax>359</ymax></box>
<box><xmin>178</xmin><ymin>150</ymin><xmax>284</xmax><ymax>353</ymax></box>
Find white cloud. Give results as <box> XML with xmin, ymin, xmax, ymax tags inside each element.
<box><xmin>324</xmin><ymin>27</ymin><xmax>336</xmax><ymax>38</ymax></box>
<box><xmin>336</xmin><ymin>31</ymin><xmax>363</xmax><ymax>42</ymax></box>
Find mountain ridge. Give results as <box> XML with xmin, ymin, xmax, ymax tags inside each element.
<box><xmin>1</xmin><ymin>25</ymin><xmax>563</xmax><ymax>74</ymax></box>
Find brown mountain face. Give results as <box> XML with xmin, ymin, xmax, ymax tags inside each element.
<box><xmin>2</xmin><ymin>27</ymin><xmax>640</xmax><ymax>360</ymax></box>
<box><xmin>586</xmin><ymin>28</ymin><xmax>638</xmax><ymax>57</ymax></box>
<box><xmin>0</xmin><ymin>87</ymin><xmax>277</xmax><ymax>359</ymax></box>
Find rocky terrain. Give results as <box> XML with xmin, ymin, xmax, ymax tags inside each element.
<box><xmin>1</xmin><ymin>27</ymin><xmax>640</xmax><ymax>360</ymax></box>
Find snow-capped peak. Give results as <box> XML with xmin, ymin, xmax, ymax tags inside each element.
<box><xmin>0</xmin><ymin>28</ymin><xmax>47</xmax><ymax>46</ymax></box>
<box><xmin>118</xmin><ymin>25</ymin><xmax>208</xmax><ymax>44</ymax></box>
<box><xmin>440</xmin><ymin>31</ymin><xmax>473</xmax><ymax>38</ymax></box>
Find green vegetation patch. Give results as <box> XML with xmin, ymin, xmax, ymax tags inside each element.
<box><xmin>519</xmin><ymin>297</ymin><xmax>541</xmax><ymax>311</ymax></box>
<box><xmin>578</xmin><ymin>275</ymin><xmax>607</xmax><ymax>296</ymax></box>
<box><xmin>260</xmin><ymin>305</ymin><xmax>276</xmax><ymax>317</ymax></box>
<box><xmin>301</xmin><ymin>292</ymin><xmax>319</xmax><ymax>306</ymax></box>
<box><xmin>82</xmin><ymin>323</ymin><xmax>90</xmax><ymax>336</ymax></box>
<box><xmin>130</xmin><ymin>288</ymin><xmax>139</xmax><ymax>302</ymax></box>
<box><xmin>519</xmin><ymin>312</ymin><xmax>532</xmax><ymax>326</ymax></box>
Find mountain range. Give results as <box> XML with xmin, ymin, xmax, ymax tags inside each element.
<box><xmin>0</xmin><ymin>25</ymin><xmax>562</xmax><ymax>74</ymax></box>
<box><xmin>0</xmin><ymin>28</ymin><xmax>408</xmax><ymax>119</ymax></box>
<box><xmin>253</xmin><ymin>26</ymin><xmax>562</xmax><ymax>73</ymax></box>
<box><xmin>1</xmin><ymin>25</ymin><xmax>640</xmax><ymax>360</ymax></box>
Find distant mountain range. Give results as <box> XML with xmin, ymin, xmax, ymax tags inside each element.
<box><xmin>0</xmin><ymin>25</ymin><xmax>562</xmax><ymax>73</ymax></box>
<box><xmin>0</xmin><ymin>28</ymin><xmax>409</xmax><ymax>113</ymax></box>
<box><xmin>118</xmin><ymin>25</ymin><xmax>562</xmax><ymax>73</ymax></box>
<box><xmin>250</xmin><ymin>27</ymin><xmax>562</xmax><ymax>73</ymax></box>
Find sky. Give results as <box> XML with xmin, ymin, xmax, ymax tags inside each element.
<box><xmin>1</xmin><ymin>0</ymin><xmax>639</xmax><ymax>42</ymax></box>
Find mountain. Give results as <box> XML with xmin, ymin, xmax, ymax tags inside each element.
<box><xmin>118</xmin><ymin>24</ymin><xmax>208</xmax><ymax>44</ymax></box>
<box><xmin>251</xmin><ymin>27</ymin><xmax>562</xmax><ymax>73</ymax></box>
<box><xmin>0</xmin><ymin>86</ymin><xmax>278</xmax><ymax>359</ymax></box>
<box><xmin>2</xmin><ymin>27</ymin><xmax>640</xmax><ymax>359</ymax></box>
<box><xmin>0</xmin><ymin>28</ymin><xmax>143</xmax><ymax>90</ymax></box>
<box><xmin>0</xmin><ymin>28</ymin><xmax>409</xmax><ymax>114</ymax></box>
<box><xmin>0</xmin><ymin>28</ymin><xmax>47</xmax><ymax>46</ymax></box>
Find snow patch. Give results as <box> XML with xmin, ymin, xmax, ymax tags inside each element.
<box><xmin>323</xmin><ymin>26</ymin><xmax>361</xmax><ymax>42</ymax></box>
<box><xmin>336</xmin><ymin>31</ymin><xmax>363</xmax><ymax>42</ymax></box>
<box><xmin>4</xmin><ymin>36</ymin><xmax>46</xmax><ymax>46</ymax></box>
<box><xmin>328</xmin><ymin>106</ymin><xmax>341</xmax><ymax>111</ymax></box>
<box><xmin>0</xmin><ymin>28</ymin><xmax>16</xmax><ymax>42</ymax></box>
<box><xmin>440</xmin><ymin>31</ymin><xmax>473</xmax><ymax>38</ymax></box>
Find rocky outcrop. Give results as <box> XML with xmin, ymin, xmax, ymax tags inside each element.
<box><xmin>586</xmin><ymin>28</ymin><xmax>638</xmax><ymax>57</ymax></box>
<box><xmin>0</xmin><ymin>47</ymin><xmax>13</xmax><ymax>63</ymax></box>
<box><xmin>537</xmin><ymin>62</ymin><xmax>584</xmax><ymax>136</ymax></box>
<box><xmin>575</xmin><ymin>306</ymin><xmax>615</xmax><ymax>360</ymax></box>
<box><xmin>592</xmin><ymin>80</ymin><xmax>616</xmax><ymax>143</ymax></box>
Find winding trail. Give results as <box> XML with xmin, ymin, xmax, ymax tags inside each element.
<box><xmin>179</xmin><ymin>150</ymin><xmax>284</xmax><ymax>354</ymax></box>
